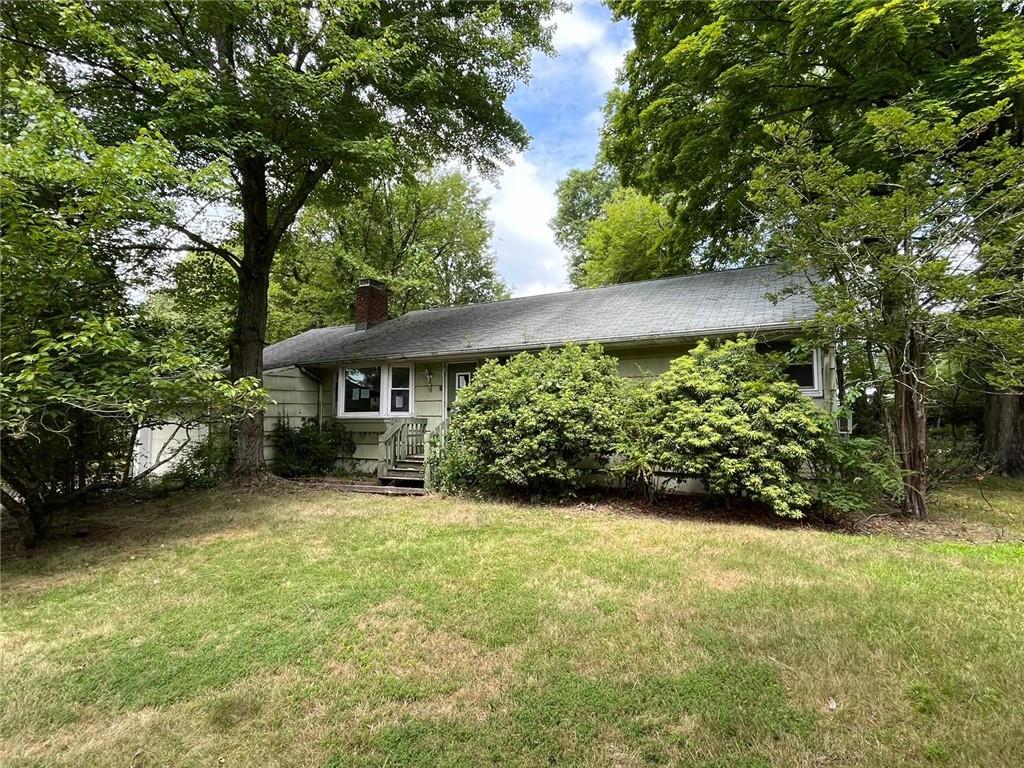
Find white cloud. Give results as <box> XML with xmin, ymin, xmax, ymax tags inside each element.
<box><xmin>587</xmin><ymin>39</ymin><xmax>631</xmax><ymax>91</ymax></box>
<box><xmin>547</xmin><ymin>2</ymin><xmax>631</xmax><ymax>91</ymax></box>
<box><xmin>482</xmin><ymin>153</ymin><xmax>557</xmax><ymax>248</ymax></box>
<box><xmin>476</xmin><ymin>3</ymin><xmax>633</xmax><ymax>298</ymax></box>
<box><xmin>550</xmin><ymin>6</ymin><xmax>605</xmax><ymax>50</ymax></box>
<box><xmin>479</xmin><ymin>153</ymin><xmax>569</xmax><ymax>297</ymax></box>
<box><xmin>516</xmin><ymin>280</ymin><xmax>571</xmax><ymax>297</ymax></box>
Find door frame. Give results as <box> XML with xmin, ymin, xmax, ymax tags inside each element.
<box><xmin>442</xmin><ymin>358</ymin><xmax>481</xmax><ymax>416</ymax></box>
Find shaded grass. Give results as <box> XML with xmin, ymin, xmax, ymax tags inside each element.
<box><xmin>930</xmin><ymin>476</ymin><xmax>1024</xmax><ymax>535</ymax></box>
<box><xmin>2</xmin><ymin>481</ymin><xmax>1023</xmax><ymax>766</ymax></box>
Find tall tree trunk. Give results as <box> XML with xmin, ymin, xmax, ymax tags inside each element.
<box><xmin>229</xmin><ymin>156</ymin><xmax>273</xmax><ymax>477</ymax></box>
<box><xmin>983</xmin><ymin>392</ymin><xmax>1024</xmax><ymax>476</ymax></box>
<box><xmin>226</xmin><ymin>156</ymin><xmax>331</xmax><ymax>476</ymax></box>
<box><xmin>890</xmin><ymin>327</ymin><xmax>929</xmax><ymax>518</ymax></box>
<box><xmin>229</xmin><ymin>255</ymin><xmax>272</xmax><ymax>476</ymax></box>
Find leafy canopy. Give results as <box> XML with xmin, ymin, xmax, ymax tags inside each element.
<box><xmin>604</xmin><ymin>0</ymin><xmax>1022</xmax><ymax>265</ymax></box>
<box><xmin>0</xmin><ymin>75</ymin><xmax>265</xmax><ymax>539</ymax></box>
<box><xmin>2</xmin><ymin>0</ymin><xmax>557</xmax><ymax>471</ymax></box>
<box><xmin>579</xmin><ymin>187</ymin><xmax>674</xmax><ymax>288</ymax></box>
<box><xmin>550</xmin><ymin>164</ymin><xmax>619</xmax><ymax>286</ymax></box>
<box><xmin>269</xmin><ymin>171</ymin><xmax>509</xmax><ymax>342</ymax></box>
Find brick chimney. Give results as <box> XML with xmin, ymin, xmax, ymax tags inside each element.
<box><xmin>354</xmin><ymin>278</ymin><xmax>389</xmax><ymax>328</ymax></box>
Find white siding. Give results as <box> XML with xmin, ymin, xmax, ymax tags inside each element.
<box><xmin>133</xmin><ymin>423</ymin><xmax>208</xmax><ymax>477</ymax></box>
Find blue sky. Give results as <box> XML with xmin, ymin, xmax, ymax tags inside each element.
<box><xmin>480</xmin><ymin>1</ymin><xmax>632</xmax><ymax>297</ymax></box>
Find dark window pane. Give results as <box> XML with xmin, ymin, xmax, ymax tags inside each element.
<box><xmin>786</xmin><ymin>363</ymin><xmax>815</xmax><ymax>388</ymax></box>
<box><xmin>343</xmin><ymin>367</ymin><xmax>381</xmax><ymax>413</ymax></box>
<box><xmin>756</xmin><ymin>341</ymin><xmax>816</xmax><ymax>389</ymax></box>
<box><xmin>390</xmin><ymin>390</ymin><xmax>409</xmax><ymax>412</ymax></box>
<box><xmin>391</xmin><ymin>367</ymin><xmax>410</xmax><ymax>390</ymax></box>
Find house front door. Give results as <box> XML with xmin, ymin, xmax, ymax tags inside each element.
<box><xmin>446</xmin><ymin>362</ymin><xmax>478</xmax><ymax>414</ymax></box>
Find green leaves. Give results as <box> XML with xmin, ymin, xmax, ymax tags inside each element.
<box><xmin>646</xmin><ymin>337</ymin><xmax>843</xmax><ymax>518</ymax></box>
<box><xmin>0</xmin><ymin>73</ymin><xmax>268</xmax><ymax>534</ymax></box>
<box><xmin>435</xmin><ymin>344</ymin><xmax>625</xmax><ymax>497</ymax></box>
<box><xmin>579</xmin><ymin>188</ymin><xmax>674</xmax><ymax>287</ymax></box>
<box><xmin>603</xmin><ymin>0</ymin><xmax>1023</xmax><ymax>265</ymax></box>
<box><xmin>268</xmin><ymin>171</ymin><xmax>508</xmax><ymax>342</ymax></box>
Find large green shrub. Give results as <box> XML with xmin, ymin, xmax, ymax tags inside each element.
<box><xmin>611</xmin><ymin>381</ymin><xmax>660</xmax><ymax>499</ymax></box>
<box><xmin>648</xmin><ymin>337</ymin><xmax>859</xmax><ymax>517</ymax></box>
<box><xmin>434</xmin><ymin>344</ymin><xmax>624</xmax><ymax>496</ymax></box>
<box><xmin>271</xmin><ymin>418</ymin><xmax>354</xmax><ymax>478</ymax></box>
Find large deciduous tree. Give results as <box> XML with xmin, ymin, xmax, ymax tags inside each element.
<box><xmin>750</xmin><ymin>105</ymin><xmax>1024</xmax><ymax>518</ymax></box>
<box><xmin>577</xmin><ymin>187</ymin><xmax>674</xmax><ymax>287</ymax></box>
<box><xmin>269</xmin><ymin>171</ymin><xmax>508</xmax><ymax>341</ymax></box>
<box><xmin>550</xmin><ymin>164</ymin><xmax>619</xmax><ymax>286</ymax></box>
<box><xmin>2</xmin><ymin>0</ymin><xmax>554</xmax><ymax>475</ymax></box>
<box><xmin>0</xmin><ymin>76</ymin><xmax>265</xmax><ymax>545</ymax></box>
<box><xmin>604</xmin><ymin>0</ymin><xmax>1022</xmax><ymax>266</ymax></box>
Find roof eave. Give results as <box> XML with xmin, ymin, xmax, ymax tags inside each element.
<box><xmin>291</xmin><ymin>319</ymin><xmax>813</xmax><ymax>368</ymax></box>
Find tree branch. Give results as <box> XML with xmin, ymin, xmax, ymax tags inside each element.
<box><xmin>169</xmin><ymin>223</ymin><xmax>242</xmax><ymax>270</ymax></box>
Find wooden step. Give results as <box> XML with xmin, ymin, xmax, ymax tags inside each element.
<box><xmin>349</xmin><ymin>483</ymin><xmax>427</xmax><ymax>496</ymax></box>
<box><xmin>386</xmin><ymin>463</ymin><xmax>423</xmax><ymax>474</ymax></box>
<box><xmin>378</xmin><ymin>475</ymin><xmax>426</xmax><ymax>488</ymax></box>
<box><xmin>393</xmin><ymin>461</ymin><xmax>424</xmax><ymax>472</ymax></box>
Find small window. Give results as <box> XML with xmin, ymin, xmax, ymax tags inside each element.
<box><xmin>756</xmin><ymin>342</ymin><xmax>818</xmax><ymax>392</ymax></box>
<box><xmin>390</xmin><ymin>366</ymin><xmax>411</xmax><ymax>413</ymax></box>
<box><xmin>343</xmin><ymin>367</ymin><xmax>381</xmax><ymax>413</ymax></box>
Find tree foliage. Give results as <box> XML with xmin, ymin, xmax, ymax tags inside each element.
<box><xmin>269</xmin><ymin>171</ymin><xmax>509</xmax><ymax>342</ymax></box>
<box><xmin>579</xmin><ymin>187</ymin><xmax>674</xmax><ymax>287</ymax></box>
<box><xmin>604</xmin><ymin>0</ymin><xmax>1022</xmax><ymax>266</ymax></box>
<box><xmin>0</xmin><ymin>76</ymin><xmax>265</xmax><ymax>544</ymax></box>
<box><xmin>598</xmin><ymin>1</ymin><xmax>1024</xmax><ymax>511</ymax></box>
<box><xmin>2</xmin><ymin>0</ymin><xmax>556</xmax><ymax>473</ymax></box>
<box><xmin>750</xmin><ymin>104</ymin><xmax>1024</xmax><ymax>516</ymax></box>
<box><xmin>550</xmin><ymin>164</ymin><xmax>619</xmax><ymax>286</ymax></box>
<box><xmin>142</xmin><ymin>252</ymin><xmax>238</xmax><ymax>361</ymax></box>
<box><xmin>433</xmin><ymin>345</ymin><xmax>625</xmax><ymax>497</ymax></box>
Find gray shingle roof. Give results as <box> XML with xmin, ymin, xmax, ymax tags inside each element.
<box><xmin>262</xmin><ymin>264</ymin><xmax>816</xmax><ymax>370</ymax></box>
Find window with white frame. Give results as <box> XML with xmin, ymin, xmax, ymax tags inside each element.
<box><xmin>338</xmin><ymin>364</ymin><xmax>414</xmax><ymax>417</ymax></box>
<box><xmin>756</xmin><ymin>341</ymin><xmax>822</xmax><ymax>396</ymax></box>
<box><xmin>341</xmin><ymin>366</ymin><xmax>381</xmax><ymax>413</ymax></box>
<box><xmin>389</xmin><ymin>366</ymin><xmax>411</xmax><ymax>413</ymax></box>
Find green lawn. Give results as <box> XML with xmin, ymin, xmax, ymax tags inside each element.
<box><xmin>3</xmin><ymin>482</ymin><xmax>1023</xmax><ymax>767</ymax></box>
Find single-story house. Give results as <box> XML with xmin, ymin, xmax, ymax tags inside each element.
<box><xmin>258</xmin><ymin>264</ymin><xmax>837</xmax><ymax>486</ymax></box>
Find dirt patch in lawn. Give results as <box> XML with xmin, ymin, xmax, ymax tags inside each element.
<box><xmin>849</xmin><ymin>514</ymin><xmax>1022</xmax><ymax>543</ymax></box>
<box><xmin>577</xmin><ymin>492</ymin><xmax>1021</xmax><ymax>544</ymax></box>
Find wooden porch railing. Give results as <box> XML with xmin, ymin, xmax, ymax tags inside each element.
<box><xmin>378</xmin><ymin>418</ymin><xmax>428</xmax><ymax>478</ymax></box>
<box><xmin>423</xmin><ymin>417</ymin><xmax>450</xmax><ymax>489</ymax></box>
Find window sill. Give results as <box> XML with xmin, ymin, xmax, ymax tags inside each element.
<box><xmin>335</xmin><ymin>412</ymin><xmax>415</xmax><ymax>419</ymax></box>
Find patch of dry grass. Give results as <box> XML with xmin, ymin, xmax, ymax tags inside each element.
<box><xmin>2</xmin><ymin>480</ymin><xmax>1023</xmax><ymax>766</ymax></box>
